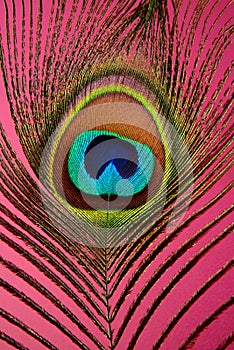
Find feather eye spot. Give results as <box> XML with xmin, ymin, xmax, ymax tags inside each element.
<box><xmin>39</xmin><ymin>78</ymin><xmax>193</xmax><ymax>245</ymax></box>
<box><xmin>39</xmin><ymin>80</ymin><xmax>170</xmax><ymax>234</ymax></box>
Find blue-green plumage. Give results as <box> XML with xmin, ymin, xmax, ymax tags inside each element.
<box><xmin>68</xmin><ymin>130</ymin><xmax>155</xmax><ymax>196</ymax></box>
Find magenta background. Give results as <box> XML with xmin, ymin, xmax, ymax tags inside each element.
<box><xmin>0</xmin><ymin>0</ymin><xmax>234</xmax><ymax>349</ymax></box>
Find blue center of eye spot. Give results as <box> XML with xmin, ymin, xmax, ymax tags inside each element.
<box><xmin>84</xmin><ymin>135</ymin><xmax>138</xmax><ymax>179</ymax></box>
<box><xmin>67</xmin><ymin>130</ymin><xmax>155</xmax><ymax>197</ymax></box>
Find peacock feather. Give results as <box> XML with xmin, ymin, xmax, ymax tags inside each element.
<box><xmin>0</xmin><ymin>0</ymin><xmax>233</xmax><ymax>349</ymax></box>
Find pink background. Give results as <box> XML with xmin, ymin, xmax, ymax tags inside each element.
<box><xmin>0</xmin><ymin>0</ymin><xmax>233</xmax><ymax>349</ymax></box>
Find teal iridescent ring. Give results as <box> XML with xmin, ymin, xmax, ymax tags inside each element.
<box><xmin>68</xmin><ymin>130</ymin><xmax>155</xmax><ymax>197</ymax></box>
